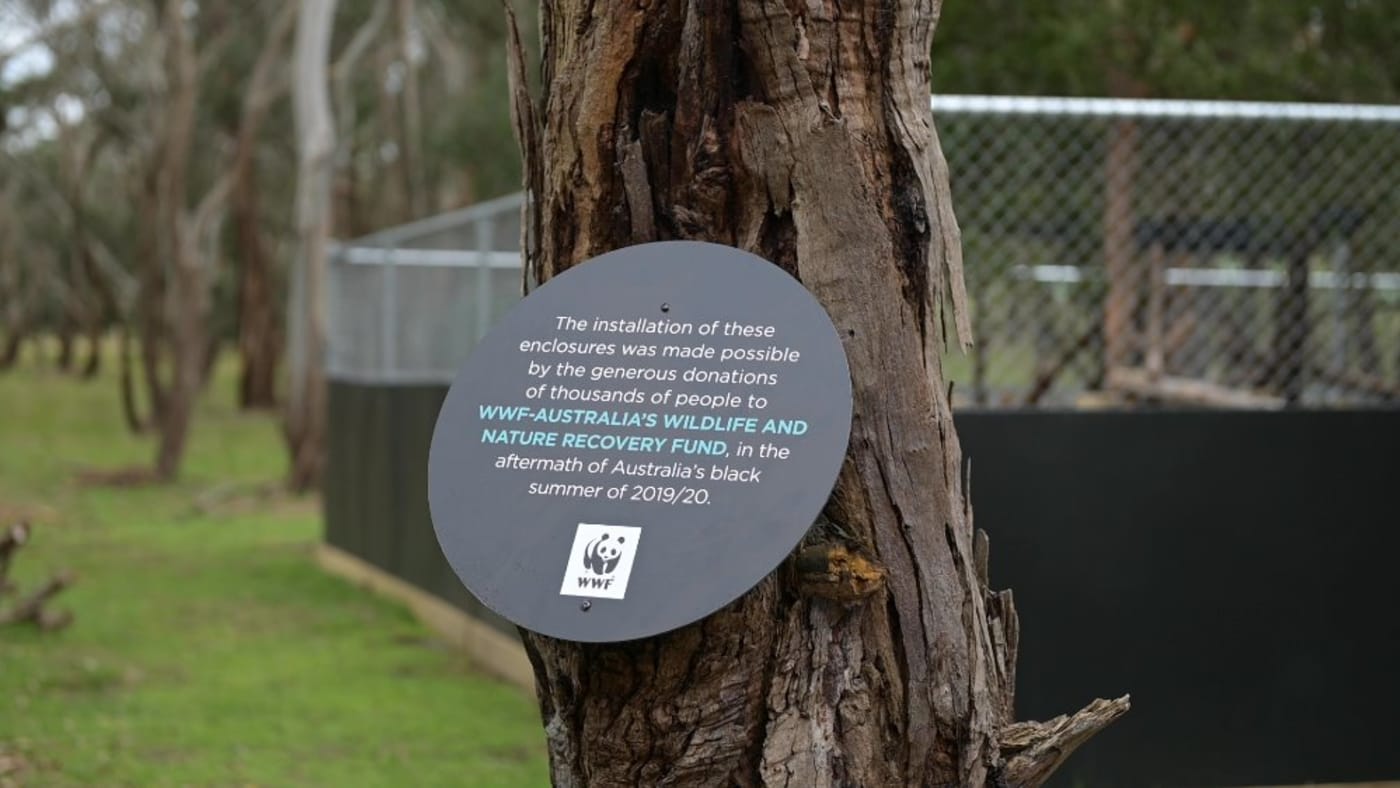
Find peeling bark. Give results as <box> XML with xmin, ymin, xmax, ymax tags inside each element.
<box><xmin>510</xmin><ymin>2</ymin><xmax>1125</xmax><ymax>785</ymax></box>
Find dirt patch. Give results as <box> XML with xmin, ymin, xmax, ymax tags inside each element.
<box><xmin>0</xmin><ymin>747</ymin><xmax>31</xmax><ymax>787</ymax></box>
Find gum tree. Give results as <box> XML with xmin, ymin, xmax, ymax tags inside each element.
<box><xmin>507</xmin><ymin>2</ymin><xmax>1127</xmax><ymax>784</ymax></box>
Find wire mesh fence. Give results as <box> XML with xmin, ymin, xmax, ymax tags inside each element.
<box><xmin>326</xmin><ymin>97</ymin><xmax>1400</xmax><ymax>409</ymax></box>
<box><xmin>327</xmin><ymin>192</ymin><xmax>524</xmax><ymax>384</ymax></box>
<box><xmin>938</xmin><ymin>96</ymin><xmax>1400</xmax><ymax>408</ymax></box>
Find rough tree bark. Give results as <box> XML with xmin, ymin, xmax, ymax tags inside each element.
<box><xmin>284</xmin><ymin>0</ymin><xmax>337</xmax><ymax>493</ymax></box>
<box><xmin>506</xmin><ymin>2</ymin><xmax>1127</xmax><ymax>786</ymax></box>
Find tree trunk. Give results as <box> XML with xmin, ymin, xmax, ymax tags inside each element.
<box><xmin>232</xmin><ymin>4</ymin><xmax>297</xmax><ymax>411</ymax></box>
<box><xmin>137</xmin><ymin>162</ymin><xmax>170</xmax><ymax>425</ymax></box>
<box><xmin>0</xmin><ymin>195</ymin><xmax>24</xmax><ymax>372</ymax></box>
<box><xmin>231</xmin><ymin>169</ymin><xmax>279</xmax><ymax>408</ymax></box>
<box><xmin>62</xmin><ymin>134</ymin><xmax>115</xmax><ymax>383</ymax></box>
<box><xmin>1270</xmin><ymin>244</ymin><xmax>1311</xmax><ymax>406</ymax></box>
<box><xmin>331</xmin><ymin>1</ymin><xmax>390</xmax><ymax>239</ymax></box>
<box><xmin>55</xmin><ymin>323</ymin><xmax>75</xmax><ymax>371</ymax></box>
<box><xmin>0</xmin><ymin>326</ymin><xmax>23</xmax><ymax>370</ymax></box>
<box><xmin>394</xmin><ymin>0</ymin><xmax>427</xmax><ymax>218</ymax></box>
<box><xmin>1101</xmin><ymin>26</ymin><xmax>1148</xmax><ymax>388</ymax></box>
<box><xmin>152</xmin><ymin>0</ymin><xmax>201</xmax><ymax>481</ymax></box>
<box><xmin>75</xmin><ymin>244</ymin><xmax>113</xmax><ymax>381</ymax></box>
<box><xmin>1102</xmin><ymin>118</ymin><xmax>1139</xmax><ymax>372</ymax></box>
<box><xmin>507</xmin><ymin>3</ymin><xmax>1126</xmax><ymax>786</ymax></box>
<box><xmin>284</xmin><ymin>0</ymin><xmax>337</xmax><ymax>493</ymax></box>
<box><xmin>80</xmin><ymin>326</ymin><xmax>101</xmax><ymax>379</ymax></box>
<box><xmin>153</xmin><ymin>0</ymin><xmax>230</xmax><ymax>481</ymax></box>
<box><xmin>118</xmin><ymin>324</ymin><xmax>147</xmax><ymax>433</ymax></box>
<box><xmin>235</xmin><ymin>229</ymin><xmax>280</xmax><ymax>409</ymax></box>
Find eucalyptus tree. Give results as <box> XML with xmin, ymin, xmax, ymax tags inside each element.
<box><xmin>506</xmin><ymin>2</ymin><xmax>1126</xmax><ymax>785</ymax></box>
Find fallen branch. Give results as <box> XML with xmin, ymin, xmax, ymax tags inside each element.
<box><xmin>1107</xmin><ymin>366</ymin><xmax>1285</xmax><ymax>409</ymax></box>
<box><xmin>0</xmin><ymin>570</ymin><xmax>75</xmax><ymax>630</ymax></box>
<box><xmin>0</xmin><ymin>523</ymin><xmax>75</xmax><ymax>631</ymax></box>
<box><xmin>999</xmin><ymin>694</ymin><xmax>1132</xmax><ymax>786</ymax></box>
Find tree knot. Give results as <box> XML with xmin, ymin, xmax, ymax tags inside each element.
<box><xmin>795</xmin><ymin>543</ymin><xmax>885</xmax><ymax>603</ymax></box>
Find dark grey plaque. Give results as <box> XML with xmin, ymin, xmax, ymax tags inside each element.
<box><xmin>428</xmin><ymin>241</ymin><xmax>852</xmax><ymax>642</ymax></box>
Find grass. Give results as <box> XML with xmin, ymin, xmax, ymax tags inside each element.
<box><xmin>0</xmin><ymin>347</ymin><xmax>549</xmax><ymax>787</ymax></box>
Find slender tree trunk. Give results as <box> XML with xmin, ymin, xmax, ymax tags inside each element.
<box><xmin>61</xmin><ymin>134</ymin><xmax>115</xmax><ymax>382</ymax></box>
<box><xmin>508</xmin><ymin>3</ymin><xmax>1126</xmax><ymax>785</ymax></box>
<box><xmin>0</xmin><ymin>325</ymin><xmax>23</xmax><ymax>370</ymax></box>
<box><xmin>234</xmin><ymin>224</ymin><xmax>280</xmax><ymax>409</ymax></box>
<box><xmin>232</xmin><ymin>5</ymin><xmax>297</xmax><ymax>411</ymax></box>
<box><xmin>0</xmin><ymin>192</ymin><xmax>24</xmax><ymax>372</ymax></box>
<box><xmin>331</xmin><ymin>1</ymin><xmax>388</xmax><ymax>239</ymax></box>
<box><xmin>118</xmin><ymin>324</ymin><xmax>147</xmax><ymax>433</ymax></box>
<box><xmin>55</xmin><ymin>323</ymin><xmax>75</xmax><ymax>371</ymax></box>
<box><xmin>1102</xmin><ymin>24</ymin><xmax>1148</xmax><ymax>387</ymax></box>
<box><xmin>394</xmin><ymin>0</ymin><xmax>426</xmax><ymax>218</ymax></box>
<box><xmin>231</xmin><ymin>153</ymin><xmax>280</xmax><ymax>409</ymax></box>
<box><xmin>153</xmin><ymin>0</ymin><xmax>200</xmax><ymax>481</ymax></box>
<box><xmin>153</xmin><ymin>0</ymin><xmax>228</xmax><ymax>481</ymax></box>
<box><xmin>75</xmin><ymin>245</ymin><xmax>114</xmax><ymax>382</ymax></box>
<box><xmin>1270</xmin><ymin>244</ymin><xmax>1311</xmax><ymax>406</ymax></box>
<box><xmin>137</xmin><ymin>163</ymin><xmax>170</xmax><ymax>424</ymax></box>
<box><xmin>1102</xmin><ymin>118</ymin><xmax>1139</xmax><ymax>372</ymax></box>
<box><xmin>0</xmin><ymin>201</ymin><xmax>41</xmax><ymax>373</ymax></box>
<box><xmin>284</xmin><ymin>0</ymin><xmax>337</xmax><ymax>493</ymax></box>
<box><xmin>80</xmin><ymin>326</ymin><xmax>101</xmax><ymax>378</ymax></box>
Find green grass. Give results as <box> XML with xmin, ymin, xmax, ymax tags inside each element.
<box><xmin>0</xmin><ymin>348</ymin><xmax>548</xmax><ymax>787</ymax></box>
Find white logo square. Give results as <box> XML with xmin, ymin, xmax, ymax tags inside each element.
<box><xmin>559</xmin><ymin>523</ymin><xmax>642</xmax><ymax>600</ymax></box>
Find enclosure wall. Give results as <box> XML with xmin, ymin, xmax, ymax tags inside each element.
<box><xmin>323</xmin><ymin>381</ymin><xmax>515</xmax><ymax>636</ymax></box>
<box><xmin>324</xmin><ymin>380</ymin><xmax>1400</xmax><ymax>786</ymax></box>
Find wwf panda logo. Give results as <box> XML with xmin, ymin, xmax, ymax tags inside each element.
<box><xmin>582</xmin><ymin>533</ymin><xmax>625</xmax><ymax>575</ymax></box>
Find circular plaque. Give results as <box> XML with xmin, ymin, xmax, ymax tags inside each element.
<box><xmin>428</xmin><ymin>241</ymin><xmax>852</xmax><ymax>642</ymax></box>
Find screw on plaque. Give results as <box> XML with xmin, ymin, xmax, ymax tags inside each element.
<box><xmin>580</xmin><ymin>600</ymin><xmax>592</xmax><ymax>611</ymax></box>
<box><xmin>660</xmin><ymin>303</ymin><xmax>670</xmax><ymax>313</ymax></box>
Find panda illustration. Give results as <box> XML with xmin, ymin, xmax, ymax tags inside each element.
<box><xmin>582</xmin><ymin>533</ymin><xmax>625</xmax><ymax>575</ymax></box>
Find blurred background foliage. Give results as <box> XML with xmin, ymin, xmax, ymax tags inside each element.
<box><xmin>0</xmin><ymin>0</ymin><xmax>1395</xmax><ymax>476</ymax></box>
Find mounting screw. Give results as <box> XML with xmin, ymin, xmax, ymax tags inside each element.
<box><xmin>660</xmin><ymin>303</ymin><xmax>670</xmax><ymax>313</ymax></box>
<box><xmin>580</xmin><ymin>600</ymin><xmax>592</xmax><ymax>611</ymax></box>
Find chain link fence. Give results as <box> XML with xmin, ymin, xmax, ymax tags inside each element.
<box><xmin>327</xmin><ymin>97</ymin><xmax>1400</xmax><ymax>409</ymax></box>
<box><xmin>938</xmin><ymin>96</ymin><xmax>1400</xmax><ymax>409</ymax></box>
<box><xmin>327</xmin><ymin>192</ymin><xmax>524</xmax><ymax>384</ymax></box>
